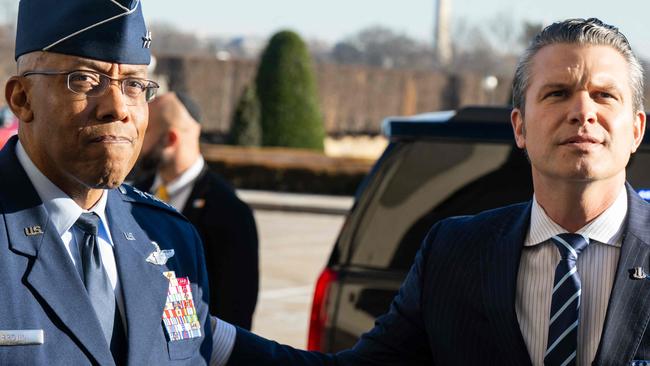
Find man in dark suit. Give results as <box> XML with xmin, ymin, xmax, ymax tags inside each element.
<box><xmin>0</xmin><ymin>1</ymin><xmax>216</xmax><ymax>364</ymax></box>
<box><xmin>134</xmin><ymin>92</ymin><xmax>259</xmax><ymax>330</ymax></box>
<box><xmin>209</xmin><ymin>18</ymin><xmax>650</xmax><ymax>366</ymax></box>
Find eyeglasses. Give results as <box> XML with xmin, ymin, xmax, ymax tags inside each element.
<box><xmin>21</xmin><ymin>69</ymin><xmax>160</xmax><ymax>105</ymax></box>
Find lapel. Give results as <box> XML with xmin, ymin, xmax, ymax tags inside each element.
<box><xmin>105</xmin><ymin>190</ymin><xmax>169</xmax><ymax>366</ymax></box>
<box><xmin>593</xmin><ymin>185</ymin><xmax>650</xmax><ymax>365</ymax></box>
<box><xmin>480</xmin><ymin>202</ymin><xmax>533</xmax><ymax>365</ymax></box>
<box><xmin>0</xmin><ymin>137</ymin><xmax>115</xmax><ymax>365</ymax></box>
<box><xmin>181</xmin><ymin>166</ymin><xmax>209</xmax><ymax>219</ymax></box>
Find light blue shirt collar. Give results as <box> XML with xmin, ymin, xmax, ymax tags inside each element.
<box><xmin>15</xmin><ymin>141</ymin><xmax>113</xmax><ymax>244</ymax></box>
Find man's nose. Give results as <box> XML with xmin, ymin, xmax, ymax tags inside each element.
<box><xmin>568</xmin><ymin>91</ymin><xmax>597</xmax><ymax>125</ymax></box>
<box><xmin>94</xmin><ymin>82</ymin><xmax>130</xmax><ymax>123</ymax></box>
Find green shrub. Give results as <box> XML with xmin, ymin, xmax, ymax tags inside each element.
<box><xmin>255</xmin><ymin>30</ymin><xmax>325</xmax><ymax>151</ymax></box>
<box><xmin>229</xmin><ymin>84</ymin><xmax>262</xmax><ymax>146</ymax></box>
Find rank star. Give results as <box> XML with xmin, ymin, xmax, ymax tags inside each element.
<box><xmin>142</xmin><ymin>31</ymin><xmax>152</xmax><ymax>48</ymax></box>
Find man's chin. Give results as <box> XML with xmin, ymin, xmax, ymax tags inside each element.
<box><xmin>82</xmin><ymin>168</ymin><xmax>129</xmax><ymax>190</ymax></box>
<box><xmin>87</xmin><ymin>178</ymin><xmax>125</xmax><ymax>190</ymax></box>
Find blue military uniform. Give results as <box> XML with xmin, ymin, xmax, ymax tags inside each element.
<box><xmin>0</xmin><ymin>137</ymin><xmax>213</xmax><ymax>365</ymax></box>
<box><xmin>2</xmin><ymin>0</ymin><xmax>214</xmax><ymax>364</ymax></box>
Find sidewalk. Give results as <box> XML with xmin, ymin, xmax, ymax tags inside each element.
<box><xmin>237</xmin><ymin>189</ymin><xmax>354</xmax><ymax>216</ymax></box>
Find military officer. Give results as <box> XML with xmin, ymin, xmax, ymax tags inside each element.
<box><xmin>0</xmin><ymin>0</ymin><xmax>218</xmax><ymax>364</ymax></box>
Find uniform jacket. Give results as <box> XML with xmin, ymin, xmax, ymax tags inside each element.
<box><xmin>228</xmin><ymin>185</ymin><xmax>650</xmax><ymax>366</ymax></box>
<box><xmin>136</xmin><ymin>165</ymin><xmax>259</xmax><ymax>330</ymax></box>
<box><xmin>0</xmin><ymin>137</ymin><xmax>213</xmax><ymax>365</ymax></box>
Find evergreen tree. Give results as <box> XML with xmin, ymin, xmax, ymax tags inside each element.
<box><xmin>229</xmin><ymin>84</ymin><xmax>262</xmax><ymax>147</ymax></box>
<box><xmin>255</xmin><ymin>30</ymin><xmax>325</xmax><ymax>150</ymax></box>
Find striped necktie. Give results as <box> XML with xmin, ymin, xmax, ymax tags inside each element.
<box><xmin>544</xmin><ymin>233</ymin><xmax>590</xmax><ymax>366</ymax></box>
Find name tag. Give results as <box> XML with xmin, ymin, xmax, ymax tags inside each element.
<box><xmin>0</xmin><ymin>330</ymin><xmax>44</xmax><ymax>346</ymax></box>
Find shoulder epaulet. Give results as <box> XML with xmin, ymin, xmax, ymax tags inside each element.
<box><xmin>117</xmin><ymin>184</ymin><xmax>184</xmax><ymax>218</ymax></box>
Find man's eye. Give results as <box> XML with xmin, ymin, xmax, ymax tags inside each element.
<box><xmin>124</xmin><ymin>79</ymin><xmax>146</xmax><ymax>90</ymax></box>
<box><xmin>70</xmin><ymin>72</ymin><xmax>100</xmax><ymax>85</ymax></box>
<box><xmin>596</xmin><ymin>91</ymin><xmax>615</xmax><ymax>99</ymax></box>
<box><xmin>546</xmin><ymin>90</ymin><xmax>566</xmax><ymax>98</ymax></box>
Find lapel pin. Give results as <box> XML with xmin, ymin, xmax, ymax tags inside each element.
<box><xmin>146</xmin><ymin>241</ymin><xmax>175</xmax><ymax>266</ymax></box>
<box><xmin>124</xmin><ymin>232</ymin><xmax>136</xmax><ymax>241</ymax></box>
<box><xmin>24</xmin><ymin>225</ymin><xmax>44</xmax><ymax>236</ymax></box>
<box><xmin>629</xmin><ymin>267</ymin><xmax>649</xmax><ymax>280</ymax></box>
<box><xmin>192</xmin><ymin>199</ymin><xmax>206</xmax><ymax>209</ymax></box>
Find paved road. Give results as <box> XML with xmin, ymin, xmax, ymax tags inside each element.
<box><xmin>250</xmin><ymin>209</ymin><xmax>346</xmax><ymax>348</ymax></box>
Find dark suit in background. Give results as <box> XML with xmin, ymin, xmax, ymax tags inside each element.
<box><xmin>136</xmin><ymin>166</ymin><xmax>259</xmax><ymax>329</ymax></box>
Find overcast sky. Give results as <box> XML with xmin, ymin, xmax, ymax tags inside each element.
<box><xmin>141</xmin><ymin>0</ymin><xmax>650</xmax><ymax>58</ymax></box>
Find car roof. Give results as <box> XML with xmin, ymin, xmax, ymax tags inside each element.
<box><xmin>383</xmin><ymin>105</ymin><xmax>650</xmax><ymax>146</ymax></box>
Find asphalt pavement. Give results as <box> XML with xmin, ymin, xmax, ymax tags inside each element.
<box><xmin>237</xmin><ymin>190</ymin><xmax>352</xmax><ymax>348</ymax></box>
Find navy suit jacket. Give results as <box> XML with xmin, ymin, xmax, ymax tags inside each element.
<box><xmin>0</xmin><ymin>137</ymin><xmax>213</xmax><ymax>365</ymax></box>
<box><xmin>228</xmin><ymin>185</ymin><xmax>650</xmax><ymax>365</ymax></box>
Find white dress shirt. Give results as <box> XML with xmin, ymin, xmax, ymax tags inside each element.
<box><xmin>151</xmin><ymin>156</ymin><xmax>205</xmax><ymax>211</ymax></box>
<box><xmin>517</xmin><ymin>188</ymin><xmax>627</xmax><ymax>366</ymax></box>
<box><xmin>15</xmin><ymin>141</ymin><xmax>127</xmax><ymax>328</ymax></box>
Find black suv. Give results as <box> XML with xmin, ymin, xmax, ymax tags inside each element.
<box><xmin>307</xmin><ymin>106</ymin><xmax>650</xmax><ymax>352</ymax></box>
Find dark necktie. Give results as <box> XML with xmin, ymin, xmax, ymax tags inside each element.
<box><xmin>544</xmin><ymin>233</ymin><xmax>590</xmax><ymax>366</ymax></box>
<box><xmin>74</xmin><ymin>213</ymin><xmax>126</xmax><ymax>361</ymax></box>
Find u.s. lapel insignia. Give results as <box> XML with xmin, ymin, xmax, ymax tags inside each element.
<box><xmin>124</xmin><ymin>232</ymin><xmax>136</xmax><ymax>241</ymax></box>
<box><xmin>146</xmin><ymin>241</ymin><xmax>175</xmax><ymax>265</ymax></box>
<box><xmin>630</xmin><ymin>267</ymin><xmax>649</xmax><ymax>280</ymax></box>
<box><xmin>24</xmin><ymin>225</ymin><xmax>44</xmax><ymax>236</ymax></box>
<box><xmin>142</xmin><ymin>30</ymin><xmax>152</xmax><ymax>48</ymax></box>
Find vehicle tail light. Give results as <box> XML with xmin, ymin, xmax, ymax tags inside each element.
<box><xmin>307</xmin><ymin>267</ymin><xmax>338</xmax><ymax>351</ymax></box>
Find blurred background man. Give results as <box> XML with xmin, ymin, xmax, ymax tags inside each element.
<box><xmin>134</xmin><ymin>92</ymin><xmax>259</xmax><ymax>330</ymax></box>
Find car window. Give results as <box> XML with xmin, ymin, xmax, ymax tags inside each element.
<box><xmin>349</xmin><ymin>139</ymin><xmax>533</xmax><ymax>270</ymax></box>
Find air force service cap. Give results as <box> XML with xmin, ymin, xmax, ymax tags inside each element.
<box><xmin>15</xmin><ymin>0</ymin><xmax>152</xmax><ymax>65</ymax></box>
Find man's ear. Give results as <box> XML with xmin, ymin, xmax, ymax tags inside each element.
<box><xmin>5</xmin><ymin>76</ymin><xmax>33</xmax><ymax>122</ymax></box>
<box><xmin>631</xmin><ymin>110</ymin><xmax>646</xmax><ymax>153</ymax></box>
<box><xmin>511</xmin><ymin>108</ymin><xmax>526</xmax><ymax>149</ymax></box>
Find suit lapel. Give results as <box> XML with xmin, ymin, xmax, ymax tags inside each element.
<box><xmin>480</xmin><ymin>203</ymin><xmax>532</xmax><ymax>366</ymax></box>
<box><xmin>106</xmin><ymin>191</ymin><xmax>169</xmax><ymax>366</ymax></box>
<box><xmin>593</xmin><ymin>186</ymin><xmax>650</xmax><ymax>365</ymax></box>
<box><xmin>180</xmin><ymin>166</ymin><xmax>209</xmax><ymax>219</ymax></box>
<box><xmin>0</xmin><ymin>137</ymin><xmax>114</xmax><ymax>365</ymax></box>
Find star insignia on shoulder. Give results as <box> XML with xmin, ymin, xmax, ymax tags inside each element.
<box><xmin>142</xmin><ymin>31</ymin><xmax>152</xmax><ymax>48</ymax></box>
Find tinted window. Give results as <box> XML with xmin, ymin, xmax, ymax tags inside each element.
<box><xmin>349</xmin><ymin>139</ymin><xmax>533</xmax><ymax>270</ymax></box>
